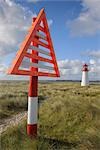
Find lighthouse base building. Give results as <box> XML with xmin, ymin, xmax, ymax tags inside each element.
<box><xmin>81</xmin><ymin>64</ymin><xmax>89</xmax><ymax>86</ymax></box>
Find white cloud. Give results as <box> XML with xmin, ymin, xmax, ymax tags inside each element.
<box><xmin>58</xmin><ymin>59</ymin><xmax>83</xmax><ymax>79</ymax></box>
<box><xmin>0</xmin><ymin>0</ymin><xmax>34</xmax><ymax>56</ymax></box>
<box><xmin>81</xmin><ymin>50</ymin><xmax>100</xmax><ymax>79</ymax></box>
<box><xmin>0</xmin><ymin>0</ymin><xmax>53</xmax><ymax>57</ymax></box>
<box><xmin>85</xmin><ymin>50</ymin><xmax>100</xmax><ymax>58</ymax></box>
<box><xmin>0</xmin><ymin>63</ymin><xmax>8</xmax><ymax>74</ymax></box>
<box><xmin>58</xmin><ymin>57</ymin><xmax>100</xmax><ymax>80</ymax></box>
<box><xmin>0</xmin><ymin>57</ymin><xmax>100</xmax><ymax>80</ymax></box>
<box><xmin>68</xmin><ymin>0</ymin><xmax>100</xmax><ymax>36</ymax></box>
<box><xmin>4</xmin><ymin>0</ymin><xmax>13</xmax><ymax>6</ymax></box>
<box><xmin>89</xmin><ymin>62</ymin><xmax>100</xmax><ymax>80</ymax></box>
<box><xmin>0</xmin><ymin>0</ymin><xmax>53</xmax><ymax>78</ymax></box>
<box><xmin>89</xmin><ymin>59</ymin><xmax>96</xmax><ymax>65</ymax></box>
<box><xmin>48</xmin><ymin>19</ymin><xmax>53</xmax><ymax>27</ymax></box>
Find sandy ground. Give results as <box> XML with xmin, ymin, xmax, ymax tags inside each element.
<box><xmin>0</xmin><ymin>111</ymin><xmax>27</xmax><ymax>134</ymax></box>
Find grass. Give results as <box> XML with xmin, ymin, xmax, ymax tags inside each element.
<box><xmin>0</xmin><ymin>81</ymin><xmax>28</xmax><ymax>120</ymax></box>
<box><xmin>1</xmin><ymin>121</ymin><xmax>37</xmax><ymax>150</ymax></box>
<box><xmin>0</xmin><ymin>81</ymin><xmax>46</xmax><ymax>121</ymax></box>
<box><xmin>0</xmin><ymin>81</ymin><xmax>100</xmax><ymax>149</ymax></box>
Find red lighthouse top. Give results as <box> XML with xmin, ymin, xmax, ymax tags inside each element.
<box><xmin>82</xmin><ymin>64</ymin><xmax>89</xmax><ymax>72</ymax></box>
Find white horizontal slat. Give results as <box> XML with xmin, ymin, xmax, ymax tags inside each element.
<box><xmin>36</xmin><ymin>31</ymin><xmax>46</xmax><ymax>40</ymax></box>
<box><xmin>21</xmin><ymin>60</ymin><xmax>54</xmax><ymax>70</ymax></box>
<box><xmin>31</xmin><ymin>62</ymin><xmax>54</xmax><ymax>70</ymax></box>
<box><xmin>29</xmin><ymin>45</ymin><xmax>50</xmax><ymax>56</ymax></box>
<box><xmin>21</xmin><ymin>60</ymin><xmax>54</xmax><ymax>71</ymax></box>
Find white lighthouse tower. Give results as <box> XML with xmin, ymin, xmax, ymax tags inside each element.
<box><xmin>81</xmin><ymin>64</ymin><xmax>89</xmax><ymax>86</ymax></box>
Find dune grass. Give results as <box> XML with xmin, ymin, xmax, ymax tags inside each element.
<box><xmin>0</xmin><ymin>81</ymin><xmax>100</xmax><ymax>149</ymax></box>
<box><xmin>0</xmin><ymin>81</ymin><xmax>28</xmax><ymax>121</ymax></box>
<box><xmin>0</xmin><ymin>81</ymin><xmax>47</xmax><ymax>121</ymax></box>
<box><xmin>39</xmin><ymin>82</ymin><xmax>100</xmax><ymax>149</ymax></box>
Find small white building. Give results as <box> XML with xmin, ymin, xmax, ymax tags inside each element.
<box><xmin>81</xmin><ymin>64</ymin><xmax>89</xmax><ymax>86</ymax></box>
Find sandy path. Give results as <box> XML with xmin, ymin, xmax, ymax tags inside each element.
<box><xmin>0</xmin><ymin>111</ymin><xmax>27</xmax><ymax>134</ymax></box>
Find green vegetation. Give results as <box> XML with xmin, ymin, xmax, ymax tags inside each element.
<box><xmin>0</xmin><ymin>81</ymin><xmax>100</xmax><ymax>149</ymax></box>
<box><xmin>0</xmin><ymin>81</ymin><xmax>28</xmax><ymax>120</ymax></box>
<box><xmin>39</xmin><ymin>82</ymin><xmax>100</xmax><ymax>149</ymax></box>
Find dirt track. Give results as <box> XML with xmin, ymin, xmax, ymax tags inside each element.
<box><xmin>0</xmin><ymin>111</ymin><xmax>27</xmax><ymax>134</ymax></box>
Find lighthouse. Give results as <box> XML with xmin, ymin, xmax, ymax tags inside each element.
<box><xmin>81</xmin><ymin>64</ymin><xmax>89</xmax><ymax>86</ymax></box>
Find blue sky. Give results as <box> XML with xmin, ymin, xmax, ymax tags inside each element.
<box><xmin>0</xmin><ymin>0</ymin><xmax>100</xmax><ymax>80</ymax></box>
<box><xmin>15</xmin><ymin>0</ymin><xmax>99</xmax><ymax>60</ymax></box>
<box><xmin>10</xmin><ymin>1</ymin><xmax>83</xmax><ymax>60</ymax></box>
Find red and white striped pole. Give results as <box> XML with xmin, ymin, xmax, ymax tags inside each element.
<box><xmin>27</xmin><ymin>18</ymin><xmax>38</xmax><ymax>137</ymax></box>
<box><xmin>27</xmin><ymin>76</ymin><xmax>38</xmax><ymax>137</ymax></box>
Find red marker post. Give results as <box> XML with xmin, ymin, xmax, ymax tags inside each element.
<box><xmin>27</xmin><ymin>18</ymin><xmax>39</xmax><ymax>136</ymax></box>
<box><xmin>8</xmin><ymin>8</ymin><xmax>60</xmax><ymax>137</ymax></box>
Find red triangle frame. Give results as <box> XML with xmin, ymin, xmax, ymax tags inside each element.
<box><xmin>8</xmin><ymin>8</ymin><xmax>60</xmax><ymax>77</ymax></box>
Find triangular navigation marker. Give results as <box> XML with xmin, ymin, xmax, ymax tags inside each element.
<box><xmin>8</xmin><ymin>8</ymin><xmax>60</xmax><ymax>138</ymax></box>
<box><xmin>8</xmin><ymin>8</ymin><xmax>60</xmax><ymax>77</ymax></box>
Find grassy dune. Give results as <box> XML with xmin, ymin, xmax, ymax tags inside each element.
<box><xmin>0</xmin><ymin>81</ymin><xmax>100</xmax><ymax>149</ymax></box>
<box><xmin>0</xmin><ymin>81</ymin><xmax>28</xmax><ymax>121</ymax></box>
<box><xmin>39</xmin><ymin>82</ymin><xmax>100</xmax><ymax>149</ymax></box>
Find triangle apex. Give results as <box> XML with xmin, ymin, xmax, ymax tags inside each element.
<box><xmin>40</xmin><ymin>8</ymin><xmax>45</xmax><ymax>13</ymax></box>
